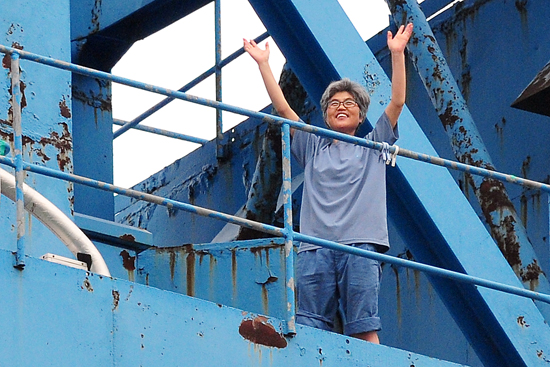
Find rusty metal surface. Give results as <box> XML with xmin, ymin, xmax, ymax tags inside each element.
<box><xmin>387</xmin><ymin>0</ymin><xmax>550</xmax><ymax>320</ymax></box>
<box><xmin>136</xmin><ymin>238</ymin><xmax>290</xmax><ymax>320</ymax></box>
<box><xmin>0</xmin><ymin>2</ymin><xmax>76</xmax><ymax>261</ymax></box>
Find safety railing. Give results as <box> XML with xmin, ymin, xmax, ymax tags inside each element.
<box><xmin>2</xmin><ymin>44</ymin><xmax>550</xmax><ymax>337</ymax></box>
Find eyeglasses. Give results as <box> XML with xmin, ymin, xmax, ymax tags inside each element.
<box><xmin>328</xmin><ymin>99</ymin><xmax>358</xmax><ymax>109</ymax></box>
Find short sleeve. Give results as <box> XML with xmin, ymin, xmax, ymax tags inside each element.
<box><xmin>291</xmin><ymin>128</ymin><xmax>311</xmax><ymax>168</ymax></box>
<box><xmin>365</xmin><ymin>112</ymin><xmax>399</xmax><ymax>144</ymax></box>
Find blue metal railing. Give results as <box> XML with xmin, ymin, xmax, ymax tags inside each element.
<box><xmin>10</xmin><ymin>52</ymin><xmax>25</xmax><ymax>269</ymax></box>
<box><xmin>113</xmin><ymin>119</ymin><xmax>209</xmax><ymax>145</ymax></box>
<box><xmin>112</xmin><ymin>31</ymin><xmax>269</xmax><ymax>141</ymax></box>
<box><xmin>2</xmin><ymin>44</ymin><xmax>550</xmax><ymax>336</ymax></box>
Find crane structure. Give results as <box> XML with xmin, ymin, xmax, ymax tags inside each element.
<box><xmin>1</xmin><ymin>0</ymin><xmax>550</xmax><ymax>366</ymax></box>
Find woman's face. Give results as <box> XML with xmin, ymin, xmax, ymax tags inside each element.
<box><xmin>325</xmin><ymin>91</ymin><xmax>361</xmax><ymax>136</ymax></box>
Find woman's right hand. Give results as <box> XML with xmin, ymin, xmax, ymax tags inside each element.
<box><xmin>243</xmin><ymin>39</ymin><xmax>270</xmax><ymax>65</ymax></box>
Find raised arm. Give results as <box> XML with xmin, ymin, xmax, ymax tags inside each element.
<box><xmin>385</xmin><ymin>23</ymin><xmax>413</xmax><ymax>128</ymax></box>
<box><xmin>243</xmin><ymin>39</ymin><xmax>299</xmax><ymax>135</ymax></box>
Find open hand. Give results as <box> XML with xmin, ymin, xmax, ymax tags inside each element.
<box><xmin>387</xmin><ymin>23</ymin><xmax>413</xmax><ymax>54</ymax></box>
<box><xmin>243</xmin><ymin>39</ymin><xmax>270</xmax><ymax>65</ymax></box>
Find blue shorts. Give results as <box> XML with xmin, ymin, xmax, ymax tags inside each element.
<box><xmin>295</xmin><ymin>244</ymin><xmax>382</xmax><ymax>335</ymax></box>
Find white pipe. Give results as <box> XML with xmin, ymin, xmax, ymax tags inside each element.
<box><xmin>0</xmin><ymin>167</ymin><xmax>110</xmax><ymax>276</ymax></box>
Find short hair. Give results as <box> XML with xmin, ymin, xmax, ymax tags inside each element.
<box><xmin>319</xmin><ymin>78</ymin><xmax>371</xmax><ymax>126</ymax></box>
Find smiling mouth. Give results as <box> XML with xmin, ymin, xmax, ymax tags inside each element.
<box><xmin>336</xmin><ymin>113</ymin><xmax>348</xmax><ymax>119</ymax></box>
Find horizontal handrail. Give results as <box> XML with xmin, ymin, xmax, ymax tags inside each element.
<box><xmin>1</xmin><ymin>44</ymin><xmax>548</xmax><ymax>194</ymax></box>
<box><xmin>294</xmin><ymin>233</ymin><xmax>550</xmax><ymax>305</ymax></box>
<box><xmin>0</xmin><ymin>155</ymin><xmax>284</xmax><ymax>238</ymax></box>
<box><xmin>0</xmin><ymin>154</ymin><xmax>548</xmax><ymax>305</ymax></box>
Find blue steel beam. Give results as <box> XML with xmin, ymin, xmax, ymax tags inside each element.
<box><xmin>246</xmin><ymin>0</ymin><xmax>550</xmax><ymax>365</ymax></box>
<box><xmin>386</xmin><ymin>0</ymin><xmax>550</xmax><ymax>320</ymax></box>
<box><xmin>71</xmin><ymin>0</ymin><xmax>212</xmax><ymax>70</ymax></box>
<box><xmin>235</xmin><ymin>122</ymin><xmax>282</xmax><ymax>240</ymax></box>
<box><xmin>0</xmin><ymin>2</ymin><xmax>75</xmax><ymax>262</ymax></box>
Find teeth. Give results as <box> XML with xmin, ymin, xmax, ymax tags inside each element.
<box><xmin>336</xmin><ymin>113</ymin><xmax>347</xmax><ymax>118</ymax></box>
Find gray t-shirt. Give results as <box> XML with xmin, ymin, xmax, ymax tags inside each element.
<box><xmin>291</xmin><ymin>112</ymin><xmax>398</xmax><ymax>252</ymax></box>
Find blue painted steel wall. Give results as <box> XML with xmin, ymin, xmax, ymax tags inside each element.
<box><xmin>137</xmin><ymin>238</ymin><xmax>289</xmax><ymax>320</ymax></box>
<box><xmin>0</xmin><ymin>249</ymin><xmax>468</xmax><ymax>366</ymax></box>
<box><xmin>0</xmin><ymin>0</ymin><xmax>75</xmax><ymax>259</ymax></box>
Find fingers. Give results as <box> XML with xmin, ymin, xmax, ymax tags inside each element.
<box><xmin>398</xmin><ymin>24</ymin><xmax>405</xmax><ymax>34</ymax></box>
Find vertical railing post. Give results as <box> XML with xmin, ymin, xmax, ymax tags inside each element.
<box><xmin>10</xmin><ymin>51</ymin><xmax>25</xmax><ymax>269</ymax></box>
<box><xmin>215</xmin><ymin>0</ymin><xmax>224</xmax><ymax>159</ymax></box>
<box><xmin>281</xmin><ymin>122</ymin><xmax>296</xmax><ymax>335</ymax></box>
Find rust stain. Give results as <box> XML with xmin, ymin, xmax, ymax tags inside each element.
<box><xmin>59</xmin><ymin>96</ymin><xmax>71</xmax><ymax>118</ymax></box>
<box><xmin>477</xmin><ymin>178</ymin><xmax>524</xmax><ymax>271</ymax></box>
<box><xmin>169</xmin><ymin>250</ymin><xmax>176</xmax><ymax>281</ymax></box>
<box><xmin>119</xmin><ymin>233</ymin><xmax>136</xmax><ymax>242</ymax></box>
<box><xmin>37</xmin><ymin>123</ymin><xmax>73</xmax><ymax>171</ymax></box>
<box><xmin>91</xmin><ymin>0</ymin><xmax>102</xmax><ymax>34</ymax></box>
<box><xmin>120</xmin><ymin>250</ymin><xmax>136</xmax><ymax>271</ymax></box>
<box><xmin>82</xmin><ymin>278</ymin><xmax>93</xmax><ymax>292</ymax></box>
<box><xmin>517</xmin><ymin>315</ymin><xmax>530</xmax><ymax>328</ymax></box>
<box><xmin>120</xmin><ymin>250</ymin><xmax>136</xmax><ymax>281</ymax></box>
<box><xmin>523</xmin><ymin>260</ymin><xmax>542</xmax><ymax>290</ymax></box>
<box><xmin>392</xmin><ymin>265</ymin><xmax>402</xmax><ymax>327</ymax></box>
<box><xmin>72</xmin><ymin>83</ymin><xmax>112</xmax><ymax>113</ymax></box>
<box><xmin>239</xmin><ymin>316</ymin><xmax>287</xmax><ymax>348</ymax></box>
<box><xmin>520</xmin><ymin>194</ymin><xmax>528</xmax><ymax>229</ymax></box>
<box><xmin>232</xmin><ymin>248</ymin><xmax>238</xmax><ymax>300</ymax></box>
<box><xmin>185</xmin><ymin>245</ymin><xmax>196</xmax><ymax>297</ymax></box>
<box><xmin>439</xmin><ymin>104</ymin><xmax>461</xmax><ymax>130</ymax></box>
<box><xmin>521</xmin><ymin>156</ymin><xmax>531</xmax><ymax>181</ymax></box>
<box><xmin>260</xmin><ymin>276</ymin><xmax>278</xmax><ymax>315</ymax></box>
<box><xmin>495</xmin><ymin>117</ymin><xmax>506</xmax><ymax>146</ymax></box>
<box><xmin>112</xmin><ymin>290</ymin><xmax>120</xmax><ymax>311</ymax></box>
